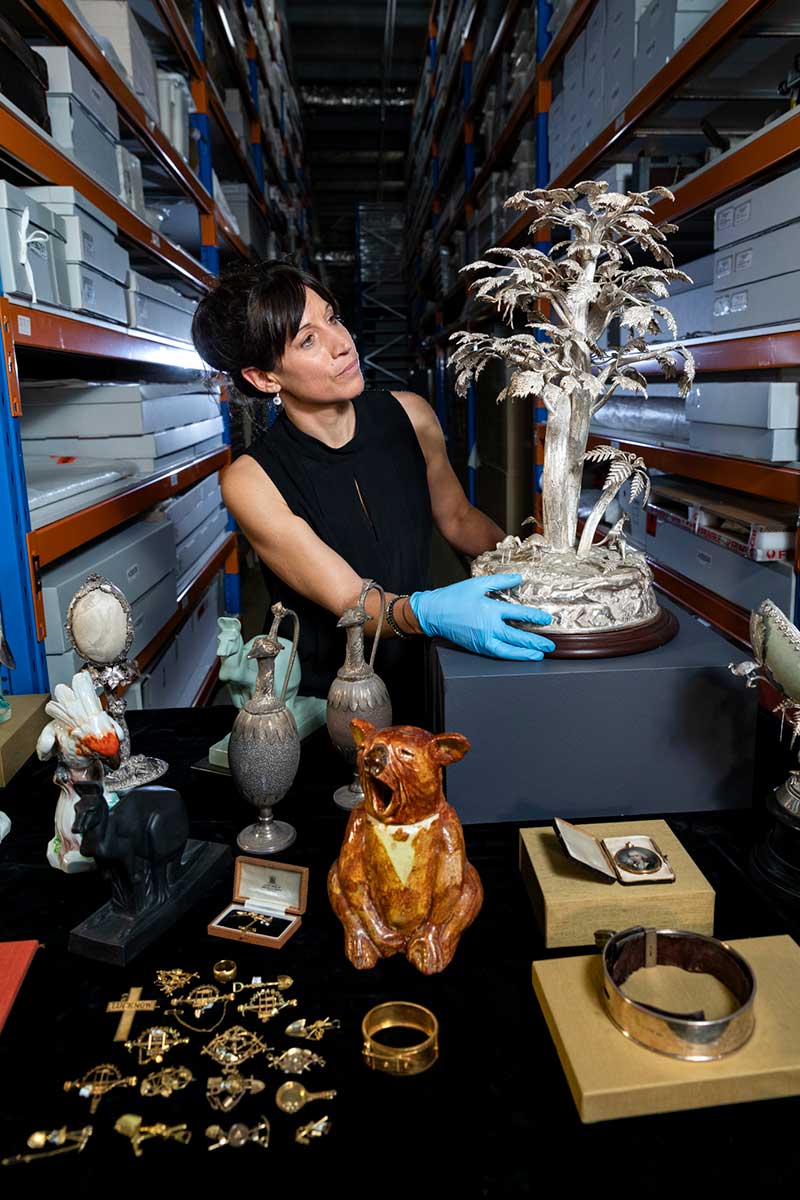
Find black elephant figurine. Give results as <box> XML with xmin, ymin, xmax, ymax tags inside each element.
<box><xmin>72</xmin><ymin>780</ymin><xmax>189</xmax><ymax>916</ymax></box>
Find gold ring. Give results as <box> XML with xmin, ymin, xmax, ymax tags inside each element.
<box><xmin>213</xmin><ymin>959</ymin><xmax>237</xmax><ymax>985</ymax></box>
<box><xmin>362</xmin><ymin>1001</ymin><xmax>438</xmax><ymax>1076</ymax></box>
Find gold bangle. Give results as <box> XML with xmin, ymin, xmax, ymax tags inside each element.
<box><xmin>213</xmin><ymin>960</ymin><xmax>237</xmax><ymax>985</ymax></box>
<box><xmin>361</xmin><ymin>1002</ymin><xmax>438</xmax><ymax>1076</ymax></box>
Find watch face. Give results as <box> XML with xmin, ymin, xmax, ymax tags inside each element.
<box><xmin>614</xmin><ymin>843</ymin><xmax>663</xmax><ymax>875</ymax></box>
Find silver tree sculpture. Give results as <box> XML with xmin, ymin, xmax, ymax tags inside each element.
<box><xmin>450</xmin><ymin>181</ymin><xmax>695</xmax><ymax>642</ymax></box>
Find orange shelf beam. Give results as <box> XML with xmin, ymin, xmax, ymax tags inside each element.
<box><xmin>27</xmin><ymin>0</ymin><xmax>214</xmax><ymax>217</ymax></box>
<box><xmin>636</xmin><ymin>327</ymin><xmax>800</xmax><ymax>374</ymax></box>
<box><xmin>648</xmin><ymin>560</ymin><xmax>750</xmax><ymax>647</ymax></box>
<box><xmin>0</xmin><ymin>102</ymin><xmax>214</xmax><ymax>291</ymax></box>
<box><xmin>29</xmin><ymin>448</ymin><xmax>231</xmax><ymax>568</ymax></box>
<box><xmin>5</xmin><ymin>300</ymin><xmax>203</xmax><ymax>370</ymax></box>
<box><xmin>586</xmin><ymin>432</ymin><xmax>800</xmax><ymax>506</ymax></box>
<box><xmin>137</xmin><ymin>532</ymin><xmax>236</xmax><ymax>673</ymax></box>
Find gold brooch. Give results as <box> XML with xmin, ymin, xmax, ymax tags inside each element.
<box><xmin>124</xmin><ymin>1027</ymin><xmax>189</xmax><ymax>1066</ymax></box>
<box><xmin>266</xmin><ymin>1047</ymin><xmax>325</xmax><ymax>1074</ymax></box>
<box><xmin>206</xmin><ymin>1117</ymin><xmax>270</xmax><ymax>1151</ymax></box>
<box><xmin>202</xmin><ymin>1026</ymin><xmax>270</xmax><ymax>1071</ymax></box>
<box><xmin>114</xmin><ymin>1114</ymin><xmax>191</xmax><ymax>1157</ymax></box>
<box><xmin>285</xmin><ymin>1017</ymin><xmax>340</xmax><ymax>1041</ymax></box>
<box><xmin>140</xmin><ymin>1065</ymin><xmax>194</xmax><ymax>1099</ymax></box>
<box><xmin>2</xmin><ymin>1125</ymin><xmax>93</xmax><ymax>1166</ymax></box>
<box><xmin>63</xmin><ymin>1064</ymin><xmax>137</xmax><ymax>1113</ymax></box>
<box><xmin>206</xmin><ymin>1071</ymin><xmax>265</xmax><ymax>1112</ymax></box>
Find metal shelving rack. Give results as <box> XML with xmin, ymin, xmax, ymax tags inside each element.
<box><xmin>406</xmin><ymin>0</ymin><xmax>800</xmax><ymax>654</ymax></box>
<box><xmin>0</xmin><ymin>0</ymin><xmax>309</xmax><ymax>702</ymax></box>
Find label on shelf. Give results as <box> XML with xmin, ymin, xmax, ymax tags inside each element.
<box><xmin>16</xmin><ymin>316</ymin><xmax>31</xmax><ymax>336</ymax></box>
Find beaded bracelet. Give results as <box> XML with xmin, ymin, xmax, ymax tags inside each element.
<box><xmin>385</xmin><ymin>594</ymin><xmax>410</xmax><ymax>638</ymax></box>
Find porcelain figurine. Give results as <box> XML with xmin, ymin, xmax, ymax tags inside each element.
<box><xmin>228</xmin><ymin>602</ymin><xmax>301</xmax><ymax>854</ymax></box>
<box><xmin>65</xmin><ymin>575</ymin><xmax>167</xmax><ymax>792</ymax></box>
<box><xmin>328</xmin><ymin>719</ymin><xmax>483</xmax><ymax>974</ymax></box>
<box><xmin>217</xmin><ymin>617</ymin><xmax>259</xmax><ymax>709</ymax></box>
<box><xmin>327</xmin><ymin>580</ymin><xmax>392</xmax><ymax>811</ymax></box>
<box><xmin>36</xmin><ymin>669</ymin><xmax>123</xmax><ymax>873</ymax></box>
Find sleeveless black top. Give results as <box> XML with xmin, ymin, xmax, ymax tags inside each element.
<box><xmin>245</xmin><ymin>388</ymin><xmax>433</xmax><ymax>718</ymax></box>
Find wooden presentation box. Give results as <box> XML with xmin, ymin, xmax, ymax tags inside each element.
<box><xmin>208</xmin><ymin>856</ymin><xmax>308</xmax><ymax>949</ymax></box>
<box><xmin>519</xmin><ymin>820</ymin><xmax>715</xmax><ymax>948</ymax></box>
<box><xmin>532</xmin><ymin>935</ymin><xmax>800</xmax><ymax>1123</ymax></box>
<box><xmin>0</xmin><ymin>694</ymin><xmax>49</xmax><ymax>786</ymax></box>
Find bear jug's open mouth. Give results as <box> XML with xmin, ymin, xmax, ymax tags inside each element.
<box><xmin>366</xmin><ymin>772</ymin><xmax>396</xmax><ymax>818</ymax></box>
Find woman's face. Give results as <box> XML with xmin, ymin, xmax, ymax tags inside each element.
<box><xmin>244</xmin><ymin>287</ymin><xmax>363</xmax><ymax>404</ymax></box>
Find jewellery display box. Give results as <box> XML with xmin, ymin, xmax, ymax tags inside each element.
<box><xmin>208</xmin><ymin>857</ymin><xmax>309</xmax><ymax>949</ymax></box>
<box><xmin>553</xmin><ymin>817</ymin><xmax>676</xmax><ymax>885</ymax></box>
<box><xmin>532</xmin><ymin>935</ymin><xmax>800</xmax><ymax>1123</ymax></box>
<box><xmin>520</xmin><ymin>820</ymin><xmax>714</xmax><ymax>948</ymax></box>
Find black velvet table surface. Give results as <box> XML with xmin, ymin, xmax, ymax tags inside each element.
<box><xmin>1</xmin><ymin>705</ymin><xmax>800</xmax><ymax>1197</ymax></box>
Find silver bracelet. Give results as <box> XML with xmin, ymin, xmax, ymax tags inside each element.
<box><xmin>385</xmin><ymin>594</ymin><xmax>410</xmax><ymax>638</ymax></box>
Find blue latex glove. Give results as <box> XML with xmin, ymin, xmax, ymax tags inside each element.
<box><xmin>409</xmin><ymin>573</ymin><xmax>555</xmax><ymax>661</ymax></box>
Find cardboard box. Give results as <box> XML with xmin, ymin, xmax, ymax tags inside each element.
<box><xmin>46</xmin><ymin>94</ymin><xmax>119</xmax><ymax>196</ymax></box>
<box><xmin>175</xmin><ymin>506</ymin><xmax>227</xmax><ymax>578</ymax></box>
<box><xmin>685</xmin><ymin>380</ymin><xmax>799</xmax><ymax>428</ymax></box>
<box><xmin>712</xmin><ymin>270</ymin><xmax>800</xmax><ymax>332</ymax></box>
<box><xmin>126</xmin><ymin>270</ymin><xmax>196</xmax><ymax>342</ymax></box>
<box><xmin>23</xmin><ymin>416</ymin><xmax>224</xmax><ymax>465</ymax></box>
<box><xmin>430</xmin><ymin>600</ymin><xmax>756</xmax><ymax>824</ymax></box>
<box><xmin>46</xmin><ymin>570</ymin><xmax>177</xmax><ymax>687</ymax></box>
<box><xmin>21</xmin><ymin>392</ymin><xmax>219</xmax><ymax>438</ymax></box>
<box><xmin>208</xmin><ymin>857</ymin><xmax>309</xmax><ymax>949</ymax></box>
<box><xmin>646</xmin><ymin>511</ymin><xmax>795</xmax><ymax>611</ymax></box>
<box><xmin>605</xmin><ymin>0</ymin><xmax>636</xmax><ymax>118</ymax></box>
<box><xmin>40</xmin><ymin>518</ymin><xmax>176</xmax><ymax>653</ymax></box>
<box><xmin>57</xmin><ymin>262</ymin><xmax>127</xmax><ymax>324</ymax></box>
<box><xmin>0</xmin><ymin>694</ymin><xmax>49</xmax><ymax>786</ymax></box>
<box><xmin>29</xmin><ymin>188</ymin><xmax>127</xmax><ymax>284</ymax></box>
<box><xmin>177</xmin><ymin>525</ymin><xmax>229</xmax><ymax>595</ymax></box>
<box><xmin>76</xmin><ymin>0</ymin><xmax>160</xmax><ymax>122</ymax></box>
<box><xmin>155</xmin><ymin>475</ymin><xmax>222</xmax><ymax>544</ymax></box>
<box><xmin>714</xmin><ymin>164</ymin><xmax>800</xmax><ymax>249</ymax></box>
<box><xmin>36</xmin><ymin>44</ymin><xmax>118</xmax><ymax>137</ymax></box>
<box><xmin>520</xmin><ymin>820</ymin><xmax>715</xmax><ymax>948</ymax></box>
<box><xmin>0</xmin><ymin>181</ymin><xmax>64</xmax><ymax>306</ymax></box>
<box><xmin>116</xmin><ymin>144</ymin><xmax>145</xmax><ymax>218</ymax></box>
<box><xmin>688</xmin><ymin>421</ymin><xmax>800</xmax><ymax>462</ymax></box>
<box><xmin>532</xmin><ymin>935</ymin><xmax>800</xmax><ymax>1122</ymax></box>
<box><xmin>634</xmin><ymin>0</ymin><xmax>713</xmax><ymax>92</ymax></box>
<box><xmin>714</xmin><ymin>222</ymin><xmax>800</xmax><ymax>291</ymax></box>
<box><xmin>22</xmin><ymin>380</ymin><xmax>214</xmax><ymax>404</ymax></box>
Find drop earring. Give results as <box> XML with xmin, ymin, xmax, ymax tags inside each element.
<box><xmin>272</xmin><ymin>391</ymin><xmax>282</xmax><ymax>409</ymax></box>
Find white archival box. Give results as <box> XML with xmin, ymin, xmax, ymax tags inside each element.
<box><xmin>712</xmin><ymin>271</ymin><xmax>800</xmax><ymax>333</ymax></box>
<box><xmin>714</xmin><ymin>222</ymin><xmax>800</xmax><ymax>292</ymax></box>
<box><xmin>46</xmin><ymin>95</ymin><xmax>120</xmax><ymax>197</ymax></box>
<box><xmin>22</xmin><ymin>415</ymin><xmax>224</xmax><ymax>463</ymax></box>
<box><xmin>36</xmin><ymin>44</ymin><xmax>119</xmax><ymax>137</ymax></box>
<box><xmin>689</xmin><ymin>422</ymin><xmax>800</xmax><ymax>463</ymax></box>
<box><xmin>715</xmin><ymin>163</ymin><xmax>800</xmax><ymax>249</ymax></box>
<box><xmin>175</xmin><ymin>506</ymin><xmax>227</xmax><ymax>578</ymax></box>
<box><xmin>59</xmin><ymin>262</ymin><xmax>127</xmax><ymax>323</ymax></box>
<box><xmin>20</xmin><ymin>392</ymin><xmax>219</xmax><ymax>438</ymax></box>
<box><xmin>0</xmin><ymin>181</ymin><xmax>64</xmax><ymax>306</ymax></box>
<box><xmin>127</xmin><ymin>270</ymin><xmax>197</xmax><ymax>342</ymax></box>
<box><xmin>685</xmin><ymin>381</ymin><xmax>799</xmax><ymax>429</ymax></box>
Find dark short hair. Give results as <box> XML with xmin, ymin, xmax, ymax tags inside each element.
<box><xmin>191</xmin><ymin>260</ymin><xmax>339</xmax><ymax>397</ymax></box>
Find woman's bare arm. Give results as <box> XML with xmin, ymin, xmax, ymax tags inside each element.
<box><xmin>222</xmin><ymin>454</ymin><xmax>420</xmax><ymax>637</ymax></box>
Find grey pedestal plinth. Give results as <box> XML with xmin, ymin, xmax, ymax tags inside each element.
<box><xmin>430</xmin><ymin>602</ymin><xmax>756</xmax><ymax>825</ymax></box>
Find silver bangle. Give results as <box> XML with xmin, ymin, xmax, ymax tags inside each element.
<box><xmin>385</xmin><ymin>595</ymin><xmax>410</xmax><ymax>638</ymax></box>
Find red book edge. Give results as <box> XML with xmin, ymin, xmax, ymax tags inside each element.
<box><xmin>0</xmin><ymin>941</ymin><xmax>40</xmax><ymax>1035</ymax></box>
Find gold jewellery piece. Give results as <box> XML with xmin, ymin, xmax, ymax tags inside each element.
<box><xmin>275</xmin><ymin>1082</ymin><xmax>337</xmax><ymax>1114</ymax></box>
<box><xmin>2</xmin><ymin>1125</ymin><xmax>93</xmax><ymax>1166</ymax></box>
<box><xmin>232</xmin><ymin>974</ymin><xmax>293</xmax><ymax>994</ymax></box>
<box><xmin>213</xmin><ymin>960</ymin><xmax>237</xmax><ymax>985</ymax></box>
<box><xmin>155</xmin><ymin>968</ymin><xmax>198</xmax><ymax>996</ymax></box>
<box><xmin>237</xmin><ymin>989</ymin><xmax>297</xmax><ymax>1024</ymax></box>
<box><xmin>106</xmin><ymin>986</ymin><xmax>159</xmax><ymax>1042</ymax></box>
<box><xmin>63</xmin><ymin>1064</ymin><xmax>138</xmax><ymax>1113</ymax></box>
<box><xmin>140</xmin><ymin>1066</ymin><xmax>194</xmax><ymax>1099</ymax></box>
<box><xmin>207</xmin><ymin>1071</ymin><xmax>265</xmax><ymax>1112</ymax></box>
<box><xmin>124</xmin><ymin>1026</ymin><xmax>190</xmax><ymax>1066</ymax></box>
<box><xmin>362</xmin><ymin>1002</ymin><xmax>439</xmax><ymax>1076</ymax></box>
<box><xmin>296</xmin><ymin>1116</ymin><xmax>332</xmax><ymax>1146</ymax></box>
<box><xmin>600</xmin><ymin>926</ymin><xmax>757</xmax><ymax>1061</ymax></box>
<box><xmin>114</xmin><ymin>1114</ymin><xmax>191</xmax><ymax>1157</ymax></box>
<box><xmin>266</xmin><ymin>1047</ymin><xmax>325</xmax><ymax>1074</ymax></box>
<box><xmin>202</xmin><ymin>1026</ymin><xmax>270</xmax><ymax>1071</ymax></box>
<box><xmin>206</xmin><ymin>1117</ymin><xmax>271</xmax><ymax>1152</ymax></box>
<box><xmin>235</xmin><ymin>912</ymin><xmax>274</xmax><ymax>934</ymax></box>
<box><xmin>285</xmin><ymin>1017</ymin><xmax>340</xmax><ymax>1042</ymax></box>
<box><xmin>170</xmin><ymin>984</ymin><xmax>233</xmax><ymax>1033</ymax></box>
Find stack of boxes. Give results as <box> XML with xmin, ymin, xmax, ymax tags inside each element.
<box><xmin>38</xmin><ymin>45</ymin><xmax>120</xmax><ymax>197</ymax></box>
<box><xmin>20</xmin><ymin>382</ymin><xmax>223</xmax><ymax>478</ymax></box>
<box><xmin>75</xmin><ymin>0</ymin><xmax>160</xmax><ymax>123</ymax></box>
<box><xmin>0</xmin><ymin>182</ymin><xmax>65</xmax><ymax>309</ymax></box>
<box><xmin>686</xmin><ymin>382</ymin><xmax>800</xmax><ymax>463</ymax></box>
<box><xmin>712</xmin><ymin>164</ymin><xmax>800</xmax><ymax>336</ymax></box>
<box><xmin>634</xmin><ymin>0</ymin><xmax>722</xmax><ymax>93</ymax></box>
<box><xmin>651</xmin><ymin>253</ymin><xmax>714</xmax><ymax>341</ymax></box>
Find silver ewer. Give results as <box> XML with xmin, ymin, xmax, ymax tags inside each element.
<box><xmin>229</xmin><ymin>602</ymin><xmax>301</xmax><ymax>854</ymax></box>
<box><xmin>327</xmin><ymin>580</ymin><xmax>392</xmax><ymax>811</ymax></box>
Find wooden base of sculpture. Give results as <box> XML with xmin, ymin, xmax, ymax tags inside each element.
<box><xmin>516</xmin><ymin>605</ymin><xmax>679</xmax><ymax>659</ymax></box>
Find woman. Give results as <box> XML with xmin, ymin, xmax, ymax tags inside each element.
<box><xmin>192</xmin><ymin>261</ymin><xmax>553</xmax><ymax>723</ymax></box>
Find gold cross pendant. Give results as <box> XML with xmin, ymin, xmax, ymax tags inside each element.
<box><xmin>106</xmin><ymin>987</ymin><xmax>159</xmax><ymax>1042</ymax></box>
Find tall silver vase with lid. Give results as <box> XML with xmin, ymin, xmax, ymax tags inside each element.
<box><xmin>327</xmin><ymin>579</ymin><xmax>392</xmax><ymax>810</ymax></box>
<box><xmin>229</xmin><ymin>602</ymin><xmax>301</xmax><ymax>853</ymax></box>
